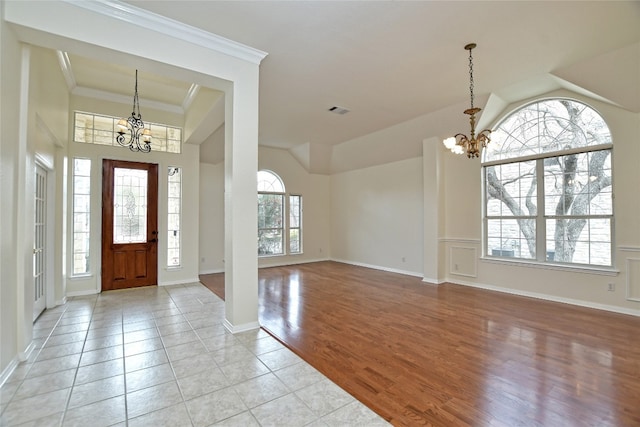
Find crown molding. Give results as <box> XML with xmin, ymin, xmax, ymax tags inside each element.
<box><xmin>182</xmin><ymin>84</ymin><xmax>200</xmax><ymax>111</ymax></box>
<box><xmin>65</xmin><ymin>0</ymin><xmax>267</xmax><ymax>65</ymax></box>
<box><xmin>56</xmin><ymin>50</ymin><xmax>76</xmax><ymax>91</ymax></box>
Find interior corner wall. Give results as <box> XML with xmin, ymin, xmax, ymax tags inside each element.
<box><xmin>199</xmin><ymin>161</ymin><xmax>225</xmax><ymax>273</ymax></box>
<box><xmin>0</xmin><ymin>11</ymin><xmax>22</xmax><ymax>379</ymax></box>
<box><xmin>330</xmin><ymin>157</ymin><xmax>424</xmax><ymax>276</ymax></box>
<box><xmin>198</xmin><ymin>146</ymin><xmax>331</xmax><ymax>273</ymax></box>
<box><xmin>258</xmin><ymin>147</ymin><xmax>331</xmax><ymax>266</ymax></box>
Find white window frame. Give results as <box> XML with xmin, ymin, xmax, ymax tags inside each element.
<box><xmin>71</xmin><ymin>157</ymin><xmax>92</xmax><ymax>277</ymax></box>
<box><xmin>73</xmin><ymin>111</ymin><xmax>182</xmax><ymax>153</ymax></box>
<box><xmin>289</xmin><ymin>194</ymin><xmax>302</xmax><ymax>254</ymax></box>
<box><xmin>167</xmin><ymin>167</ymin><xmax>182</xmax><ymax>268</ymax></box>
<box><xmin>482</xmin><ymin>98</ymin><xmax>614</xmax><ymax>268</ymax></box>
<box><xmin>258</xmin><ymin>170</ymin><xmax>303</xmax><ymax>257</ymax></box>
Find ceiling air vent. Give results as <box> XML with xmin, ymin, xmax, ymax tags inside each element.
<box><xmin>328</xmin><ymin>106</ymin><xmax>350</xmax><ymax>115</ymax></box>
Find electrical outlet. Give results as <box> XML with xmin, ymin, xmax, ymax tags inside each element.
<box><xmin>402</xmin><ymin>257</ymin><xmax>406</xmax><ymax>262</ymax></box>
<box><xmin>607</xmin><ymin>283</ymin><xmax>615</xmax><ymax>292</ymax></box>
<box><xmin>454</xmin><ymin>264</ymin><xmax>459</xmax><ymax>271</ymax></box>
<box><xmin>201</xmin><ymin>257</ymin><xmax>205</xmax><ymax>263</ymax></box>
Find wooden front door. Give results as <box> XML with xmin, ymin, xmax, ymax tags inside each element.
<box><xmin>102</xmin><ymin>159</ymin><xmax>158</xmax><ymax>291</ymax></box>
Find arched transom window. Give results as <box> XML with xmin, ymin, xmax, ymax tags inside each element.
<box><xmin>483</xmin><ymin>98</ymin><xmax>613</xmax><ymax>266</ymax></box>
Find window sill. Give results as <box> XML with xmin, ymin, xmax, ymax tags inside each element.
<box><xmin>69</xmin><ymin>274</ymin><xmax>93</xmax><ymax>280</ymax></box>
<box><xmin>259</xmin><ymin>252</ymin><xmax>303</xmax><ymax>259</ymax></box>
<box><xmin>480</xmin><ymin>256</ymin><xmax>619</xmax><ymax>276</ymax></box>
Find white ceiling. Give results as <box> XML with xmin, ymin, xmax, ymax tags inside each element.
<box><xmin>55</xmin><ymin>1</ymin><xmax>640</xmax><ymax>162</ymax></box>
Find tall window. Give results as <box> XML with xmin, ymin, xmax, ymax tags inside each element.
<box><xmin>167</xmin><ymin>167</ymin><xmax>182</xmax><ymax>267</ymax></box>
<box><xmin>72</xmin><ymin>158</ymin><xmax>91</xmax><ymax>275</ymax></box>
<box><xmin>73</xmin><ymin>111</ymin><xmax>182</xmax><ymax>153</ymax></box>
<box><xmin>289</xmin><ymin>195</ymin><xmax>302</xmax><ymax>254</ymax></box>
<box><xmin>483</xmin><ymin>99</ymin><xmax>613</xmax><ymax>266</ymax></box>
<box><xmin>258</xmin><ymin>170</ymin><xmax>302</xmax><ymax>256</ymax></box>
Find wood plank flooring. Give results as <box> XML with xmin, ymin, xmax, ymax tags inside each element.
<box><xmin>200</xmin><ymin>261</ymin><xmax>640</xmax><ymax>426</ymax></box>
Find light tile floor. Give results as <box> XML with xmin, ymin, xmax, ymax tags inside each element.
<box><xmin>0</xmin><ymin>283</ymin><xmax>390</xmax><ymax>426</ymax></box>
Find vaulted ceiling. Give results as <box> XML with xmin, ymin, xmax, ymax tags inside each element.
<box><xmin>49</xmin><ymin>1</ymin><xmax>640</xmax><ymax>167</ymax></box>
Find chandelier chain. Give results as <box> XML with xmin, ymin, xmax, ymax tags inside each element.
<box><xmin>133</xmin><ymin>70</ymin><xmax>140</xmax><ymax>117</ymax></box>
<box><xmin>468</xmin><ymin>47</ymin><xmax>475</xmax><ymax>109</ymax></box>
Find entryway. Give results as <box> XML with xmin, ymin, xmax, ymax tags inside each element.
<box><xmin>101</xmin><ymin>159</ymin><xmax>158</xmax><ymax>291</ymax></box>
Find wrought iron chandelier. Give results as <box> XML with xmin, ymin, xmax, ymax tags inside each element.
<box><xmin>443</xmin><ymin>43</ymin><xmax>491</xmax><ymax>158</ymax></box>
<box><xmin>116</xmin><ymin>70</ymin><xmax>152</xmax><ymax>153</ymax></box>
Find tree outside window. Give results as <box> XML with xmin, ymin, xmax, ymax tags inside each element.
<box><xmin>484</xmin><ymin>99</ymin><xmax>613</xmax><ymax>266</ymax></box>
<box><xmin>258</xmin><ymin>170</ymin><xmax>302</xmax><ymax>256</ymax></box>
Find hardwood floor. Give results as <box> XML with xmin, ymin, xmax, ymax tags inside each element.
<box><xmin>200</xmin><ymin>261</ymin><xmax>640</xmax><ymax>426</ymax></box>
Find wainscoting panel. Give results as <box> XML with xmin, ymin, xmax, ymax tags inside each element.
<box><xmin>450</xmin><ymin>246</ymin><xmax>477</xmax><ymax>278</ymax></box>
<box><xmin>626</xmin><ymin>258</ymin><xmax>640</xmax><ymax>302</ymax></box>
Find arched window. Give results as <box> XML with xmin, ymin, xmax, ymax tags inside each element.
<box><xmin>257</xmin><ymin>170</ymin><xmax>302</xmax><ymax>256</ymax></box>
<box><xmin>483</xmin><ymin>99</ymin><xmax>613</xmax><ymax>266</ymax></box>
<box><xmin>258</xmin><ymin>170</ymin><xmax>285</xmax><ymax>193</ymax></box>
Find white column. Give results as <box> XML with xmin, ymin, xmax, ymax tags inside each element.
<box><xmin>223</xmin><ymin>71</ymin><xmax>260</xmax><ymax>333</ymax></box>
<box><xmin>422</xmin><ymin>137</ymin><xmax>442</xmax><ymax>284</ymax></box>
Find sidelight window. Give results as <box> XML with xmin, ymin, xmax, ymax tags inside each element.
<box><xmin>72</xmin><ymin>158</ymin><xmax>91</xmax><ymax>275</ymax></box>
<box><xmin>167</xmin><ymin>167</ymin><xmax>182</xmax><ymax>267</ymax></box>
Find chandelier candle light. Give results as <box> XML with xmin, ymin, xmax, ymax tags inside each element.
<box><xmin>443</xmin><ymin>43</ymin><xmax>491</xmax><ymax>158</ymax></box>
<box><xmin>116</xmin><ymin>69</ymin><xmax>152</xmax><ymax>153</ymax></box>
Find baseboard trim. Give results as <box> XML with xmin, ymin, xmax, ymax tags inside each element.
<box><xmin>66</xmin><ymin>289</ymin><xmax>99</xmax><ymax>298</ymax></box>
<box><xmin>422</xmin><ymin>277</ymin><xmax>445</xmax><ymax>285</ymax></box>
<box><xmin>448</xmin><ymin>277</ymin><xmax>640</xmax><ymax>317</ymax></box>
<box><xmin>223</xmin><ymin>319</ymin><xmax>260</xmax><ymax>334</ymax></box>
<box><xmin>331</xmin><ymin>258</ymin><xmax>423</xmax><ymax>278</ymax></box>
<box><xmin>0</xmin><ymin>357</ymin><xmax>19</xmax><ymax>388</ymax></box>
<box><xmin>259</xmin><ymin>257</ymin><xmax>329</xmax><ymax>269</ymax></box>
<box><xmin>198</xmin><ymin>268</ymin><xmax>225</xmax><ymax>275</ymax></box>
<box><xmin>18</xmin><ymin>341</ymin><xmax>36</xmax><ymax>362</ymax></box>
<box><xmin>159</xmin><ymin>277</ymin><xmax>201</xmax><ymax>287</ymax></box>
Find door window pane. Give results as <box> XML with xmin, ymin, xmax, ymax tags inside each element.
<box><xmin>113</xmin><ymin>168</ymin><xmax>148</xmax><ymax>244</ymax></box>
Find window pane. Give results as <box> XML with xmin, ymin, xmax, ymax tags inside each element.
<box><xmin>113</xmin><ymin>168</ymin><xmax>147</xmax><ymax>244</ymax></box>
<box><xmin>289</xmin><ymin>229</ymin><xmax>300</xmax><ymax>253</ymax></box>
<box><xmin>290</xmin><ymin>195</ymin><xmax>300</xmax><ymax>227</ymax></box>
<box><xmin>289</xmin><ymin>195</ymin><xmax>302</xmax><ymax>254</ymax></box>
<box><xmin>258</xmin><ymin>194</ymin><xmax>283</xmax><ymax>228</ymax></box>
<box><xmin>258</xmin><ymin>229</ymin><xmax>283</xmax><ymax>255</ymax></box>
<box><xmin>486</xmin><ymin>161</ymin><xmax>537</xmax><ymax>217</ymax></box>
<box><xmin>72</xmin><ymin>158</ymin><xmax>91</xmax><ymax>275</ymax></box>
<box><xmin>487</xmin><ymin>218</ymin><xmax>535</xmax><ymax>259</ymax></box>
<box><xmin>544</xmin><ymin>151</ymin><xmax>612</xmax><ymax>217</ymax></box>
<box><xmin>486</xmin><ymin>99</ymin><xmax>611</xmax><ymax>162</ymax></box>
<box><xmin>167</xmin><ymin>167</ymin><xmax>182</xmax><ymax>267</ymax></box>
<box><xmin>73</xmin><ymin>112</ymin><xmax>181</xmax><ymax>153</ymax></box>
<box><xmin>257</xmin><ymin>171</ymin><xmax>285</xmax><ymax>192</ymax></box>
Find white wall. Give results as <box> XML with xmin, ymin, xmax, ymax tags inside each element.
<box><xmin>199</xmin><ymin>162</ymin><xmax>225</xmax><ymax>273</ymax></box>
<box><xmin>330</xmin><ymin>157</ymin><xmax>424</xmax><ymax>276</ymax></box>
<box><xmin>0</xmin><ymin>7</ymin><xmax>22</xmax><ymax>379</ymax></box>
